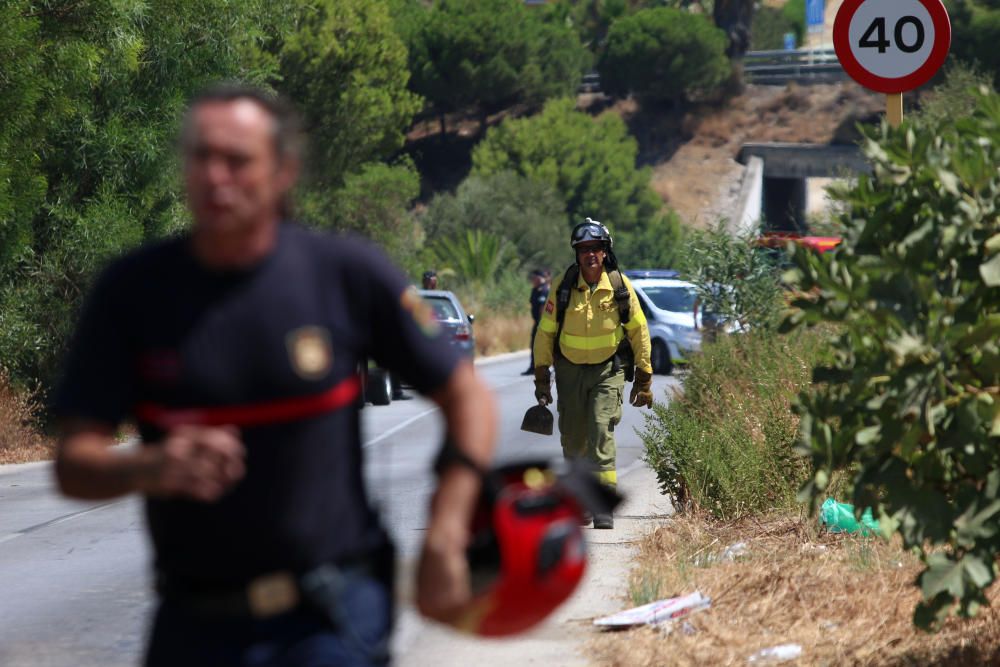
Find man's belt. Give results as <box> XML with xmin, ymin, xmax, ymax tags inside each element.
<box><xmin>135</xmin><ymin>374</ymin><xmax>362</xmax><ymax>429</ymax></box>
<box><xmin>156</xmin><ymin>557</ymin><xmax>382</xmax><ymax>619</ymax></box>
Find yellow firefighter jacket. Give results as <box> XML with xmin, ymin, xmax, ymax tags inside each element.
<box><xmin>533</xmin><ymin>269</ymin><xmax>652</xmax><ymax>374</ymax></box>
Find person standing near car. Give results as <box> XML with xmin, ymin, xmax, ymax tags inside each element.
<box><xmin>53</xmin><ymin>84</ymin><xmax>496</xmax><ymax>666</ymax></box>
<box><xmin>522</xmin><ymin>268</ymin><xmax>551</xmax><ymax>375</ymax></box>
<box><xmin>531</xmin><ymin>219</ymin><xmax>653</xmax><ymax>529</ymax></box>
<box><xmin>422</xmin><ymin>270</ymin><xmax>438</xmax><ymax>290</ymax></box>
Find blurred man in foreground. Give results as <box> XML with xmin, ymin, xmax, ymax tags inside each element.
<box><xmin>54</xmin><ymin>85</ymin><xmax>496</xmax><ymax>666</ymax></box>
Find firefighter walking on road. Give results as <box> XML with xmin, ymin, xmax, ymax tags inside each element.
<box><xmin>531</xmin><ymin>219</ymin><xmax>653</xmax><ymax>529</ymax></box>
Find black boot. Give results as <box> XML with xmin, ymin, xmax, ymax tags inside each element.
<box><xmin>593</xmin><ymin>512</ymin><xmax>614</xmax><ymax>529</ymax></box>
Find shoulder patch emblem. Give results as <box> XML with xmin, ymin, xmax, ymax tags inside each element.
<box><xmin>545</xmin><ymin>301</ymin><xmax>554</xmax><ymax>314</ymax></box>
<box><xmin>401</xmin><ymin>286</ymin><xmax>441</xmax><ymax>337</ymax></box>
<box><xmin>286</xmin><ymin>326</ymin><xmax>333</xmax><ymax>380</ymax></box>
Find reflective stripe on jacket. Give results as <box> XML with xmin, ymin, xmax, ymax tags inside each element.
<box><xmin>533</xmin><ymin>269</ymin><xmax>652</xmax><ymax>373</ymax></box>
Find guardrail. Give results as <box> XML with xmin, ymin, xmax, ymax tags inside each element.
<box><xmin>742</xmin><ymin>48</ymin><xmax>846</xmax><ymax>85</ymax></box>
<box><xmin>579</xmin><ymin>72</ymin><xmax>602</xmax><ymax>94</ymax></box>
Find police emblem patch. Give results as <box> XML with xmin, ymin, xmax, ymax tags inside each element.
<box><xmin>286</xmin><ymin>326</ymin><xmax>333</xmax><ymax>380</ymax></box>
<box><xmin>400</xmin><ymin>286</ymin><xmax>441</xmax><ymax>337</ymax></box>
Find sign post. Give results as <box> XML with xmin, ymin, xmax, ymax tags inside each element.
<box><xmin>806</xmin><ymin>0</ymin><xmax>825</xmax><ymax>35</ymax></box>
<box><xmin>833</xmin><ymin>0</ymin><xmax>951</xmax><ymax>128</ymax></box>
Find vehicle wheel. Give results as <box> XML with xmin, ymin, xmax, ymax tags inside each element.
<box><xmin>651</xmin><ymin>340</ymin><xmax>673</xmax><ymax>376</ymax></box>
<box><xmin>367</xmin><ymin>368</ymin><xmax>393</xmax><ymax>406</ymax></box>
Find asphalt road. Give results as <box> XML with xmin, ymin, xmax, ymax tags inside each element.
<box><xmin>0</xmin><ymin>353</ymin><xmax>673</xmax><ymax>666</ymax></box>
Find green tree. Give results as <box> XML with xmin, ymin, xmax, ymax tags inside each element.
<box><xmin>598</xmin><ymin>7</ymin><xmax>730</xmax><ymax>106</ymax></box>
<box><xmin>949</xmin><ymin>0</ymin><xmax>1000</xmax><ymax>89</ymax></box>
<box><xmin>0</xmin><ymin>0</ymin><xmax>282</xmax><ymax>389</ymax></box>
<box><xmin>407</xmin><ymin>0</ymin><xmax>588</xmax><ymax>131</ymax></box>
<box><xmin>298</xmin><ymin>160</ymin><xmax>421</xmax><ymax>272</ymax></box>
<box><xmin>785</xmin><ymin>90</ymin><xmax>1000</xmax><ymax>628</ymax></box>
<box><xmin>471</xmin><ymin>98</ymin><xmax>662</xmax><ymax>235</ymax></box>
<box><xmin>276</xmin><ymin>0</ymin><xmax>422</xmax><ymax>187</ymax></box>
<box><xmin>420</xmin><ymin>172</ymin><xmax>572</xmax><ymax>270</ymax></box>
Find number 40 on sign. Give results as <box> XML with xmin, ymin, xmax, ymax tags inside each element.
<box><xmin>833</xmin><ymin>0</ymin><xmax>951</xmax><ymax>127</ymax></box>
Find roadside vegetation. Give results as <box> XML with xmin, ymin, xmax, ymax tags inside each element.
<box><xmin>592</xmin><ymin>514</ymin><xmax>1000</xmax><ymax>666</ymax></box>
<box><xmin>614</xmin><ymin>72</ymin><xmax>1000</xmax><ymax>664</ymax></box>
<box><xmin>0</xmin><ymin>371</ymin><xmax>53</xmax><ymax>464</ymax></box>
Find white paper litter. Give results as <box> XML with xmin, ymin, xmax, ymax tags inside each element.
<box><xmin>747</xmin><ymin>643</ymin><xmax>803</xmax><ymax>663</ymax></box>
<box><xmin>593</xmin><ymin>592</ymin><xmax>711</xmax><ymax>628</ymax></box>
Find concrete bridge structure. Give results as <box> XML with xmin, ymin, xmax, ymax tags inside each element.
<box><xmin>731</xmin><ymin>142</ymin><xmax>871</xmax><ymax>236</ymax></box>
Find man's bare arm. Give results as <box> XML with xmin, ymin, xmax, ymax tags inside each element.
<box><xmin>417</xmin><ymin>359</ymin><xmax>498</xmax><ymax>620</ymax></box>
<box><xmin>56</xmin><ymin>420</ymin><xmax>246</xmax><ymax>502</ymax></box>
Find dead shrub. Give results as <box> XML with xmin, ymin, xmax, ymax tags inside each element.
<box><xmin>0</xmin><ymin>371</ymin><xmax>54</xmax><ymax>464</ymax></box>
<box><xmin>589</xmin><ymin>513</ymin><xmax>1000</xmax><ymax>666</ymax></box>
<box><xmin>473</xmin><ymin>313</ymin><xmax>533</xmax><ymax>357</ymax></box>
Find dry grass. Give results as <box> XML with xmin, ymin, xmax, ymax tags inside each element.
<box><xmin>474</xmin><ymin>313</ymin><xmax>533</xmax><ymax>357</ymax></box>
<box><xmin>0</xmin><ymin>372</ymin><xmax>55</xmax><ymax>464</ymax></box>
<box><xmin>590</xmin><ymin>513</ymin><xmax>1000</xmax><ymax>666</ymax></box>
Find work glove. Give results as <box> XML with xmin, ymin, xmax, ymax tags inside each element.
<box><xmin>533</xmin><ymin>366</ymin><xmax>553</xmax><ymax>406</ymax></box>
<box><xmin>629</xmin><ymin>369</ymin><xmax>653</xmax><ymax>408</ymax></box>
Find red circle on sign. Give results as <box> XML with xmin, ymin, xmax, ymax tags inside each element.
<box><xmin>834</xmin><ymin>0</ymin><xmax>951</xmax><ymax>94</ymax></box>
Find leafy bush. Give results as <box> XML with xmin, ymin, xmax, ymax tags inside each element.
<box><xmin>917</xmin><ymin>60</ymin><xmax>996</xmax><ymax>128</ymax></box>
<box><xmin>420</xmin><ymin>172</ymin><xmax>572</xmax><ymax>271</ymax></box>
<box><xmin>642</xmin><ymin>327</ymin><xmax>829</xmax><ymax>519</ymax></box>
<box><xmin>949</xmin><ymin>0</ymin><xmax>1000</xmax><ymax>89</ymax></box>
<box><xmin>598</xmin><ymin>7</ymin><xmax>730</xmax><ymax>106</ymax></box>
<box><xmin>424</xmin><ymin>229</ymin><xmax>518</xmax><ymax>285</ymax></box>
<box><xmin>680</xmin><ymin>224</ymin><xmax>784</xmax><ymax>332</ymax></box>
<box><xmin>785</xmin><ymin>89</ymin><xmax>1000</xmax><ymax>628</ymax></box>
<box><xmin>472</xmin><ymin>98</ymin><xmax>663</xmax><ymax>235</ymax></box>
<box><xmin>406</xmin><ymin>0</ymin><xmax>587</xmax><ymax>121</ymax></box>
<box><xmin>299</xmin><ymin>160</ymin><xmax>422</xmax><ymax>274</ymax></box>
<box><xmin>614</xmin><ymin>209</ymin><xmax>685</xmax><ymax>270</ymax></box>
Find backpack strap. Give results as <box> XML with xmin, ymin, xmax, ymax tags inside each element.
<box><xmin>607</xmin><ymin>269</ymin><xmax>631</xmax><ymax>325</ymax></box>
<box><xmin>555</xmin><ymin>264</ymin><xmax>579</xmax><ymax>326</ymax></box>
<box><xmin>553</xmin><ymin>264</ymin><xmax>578</xmax><ymax>360</ymax></box>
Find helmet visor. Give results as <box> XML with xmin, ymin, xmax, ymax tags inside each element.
<box><xmin>571</xmin><ymin>223</ymin><xmax>607</xmax><ymax>247</ymax></box>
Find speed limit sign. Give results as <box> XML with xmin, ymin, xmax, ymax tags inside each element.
<box><xmin>834</xmin><ymin>0</ymin><xmax>951</xmax><ymax>95</ymax></box>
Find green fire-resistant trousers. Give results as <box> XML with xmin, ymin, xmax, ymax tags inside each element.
<box><xmin>554</xmin><ymin>356</ymin><xmax>624</xmax><ymax>487</ymax></box>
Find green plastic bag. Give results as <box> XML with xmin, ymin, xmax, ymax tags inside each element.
<box><xmin>819</xmin><ymin>498</ymin><xmax>880</xmax><ymax>535</ymax></box>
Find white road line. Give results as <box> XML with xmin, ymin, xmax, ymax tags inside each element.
<box><xmin>362</xmin><ymin>373</ymin><xmax>531</xmax><ymax>449</ymax></box>
<box><xmin>363</xmin><ymin>408</ymin><xmax>439</xmax><ymax>448</ymax></box>
<box><xmin>0</xmin><ymin>501</ymin><xmax>123</xmax><ymax>546</ymax></box>
<box><xmin>619</xmin><ymin>458</ymin><xmax>645</xmax><ymax>478</ymax></box>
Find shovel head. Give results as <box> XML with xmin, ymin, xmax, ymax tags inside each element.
<box><xmin>520</xmin><ymin>403</ymin><xmax>554</xmax><ymax>436</ymax></box>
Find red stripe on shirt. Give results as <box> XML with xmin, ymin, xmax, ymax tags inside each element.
<box><xmin>134</xmin><ymin>375</ymin><xmax>362</xmax><ymax>429</ymax></box>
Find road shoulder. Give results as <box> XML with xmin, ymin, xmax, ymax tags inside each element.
<box><xmin>393</xmin><ymin>460</ymin><xmax>672</xmax><ymax>666</ymax></box>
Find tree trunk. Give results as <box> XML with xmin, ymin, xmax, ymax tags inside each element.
<box><xmin>713</xmin><ymin>0</ymin><xmax>754</xmax><ymax>58</ymax></box>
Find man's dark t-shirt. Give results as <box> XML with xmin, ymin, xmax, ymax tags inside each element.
<box><xmin>55</xmin><ymin>224</ymin><xmax>460</xmax><ymax>587</ymax></box>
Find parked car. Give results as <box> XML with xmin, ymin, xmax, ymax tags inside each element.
<box><xmin>362</xmin><ymin>289</ymin><xmax>475</xmax><ymax>406</ymax></box>
<box><xmin>623</xmin><ymin>270</ymin><xmax>701</xmax><ymax>375</ymax></box>
<box><xmin>417</xmin><ymin>289</ymin><xmax>476</xmax><ymax>358</ymax></box>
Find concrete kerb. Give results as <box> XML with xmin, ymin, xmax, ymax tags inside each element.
<box><xmin>475</xmin><ymin>349</ymin><xmax>529</xmax><ymax>367</ymax></box>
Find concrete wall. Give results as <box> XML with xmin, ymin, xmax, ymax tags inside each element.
<box><xmin>731</xmin><ymin>156</ymin><xmax>764</xmax><ymax>238</ymax></box>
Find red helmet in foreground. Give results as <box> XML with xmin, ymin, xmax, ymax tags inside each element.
<box><xmin>434</xmin><ymin>453</ymin><xmax>622</xmax><ymax>637</ymax></box>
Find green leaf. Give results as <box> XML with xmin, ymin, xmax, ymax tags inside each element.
<box><xmin>963</xmin><ymin>554</ymin><xmax>995</xmax><ymax>589</ymax></box>
<box><xmin>980</xmin><ymin>253</ymin><xmax>1000</xmax><ymax>287</ymax></box>
<box><xmin>921</xmin><ymin>553</ymin><xmax>965</xmax><ymax>599</ymax></box>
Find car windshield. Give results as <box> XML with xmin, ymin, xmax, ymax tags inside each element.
<box><xmin>641</xmin><ymin>285</ymin><xmax>696</xmax><ymax>313</ymax></box>
<box><xmin>425</xmin><ymin>296</ymin><xmax>460</xmax><ymax>321</ymax></box>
